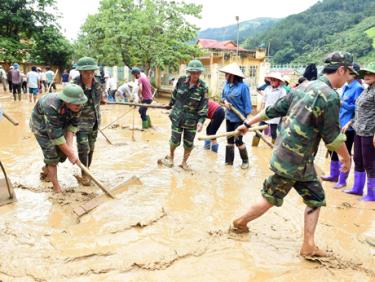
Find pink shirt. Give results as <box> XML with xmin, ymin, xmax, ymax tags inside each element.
<box><xmin>138</xmin><ymin>76</ymin><xmax>153</xmax><ymax>100</ymax></box>
<box><xmin>207</xmin><ymin>99</ymin><xmax>221</xmax><ymax>119</ymax></box>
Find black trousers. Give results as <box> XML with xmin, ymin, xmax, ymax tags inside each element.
<box><xmin>331</xmin><ymin>130</ymin><xmax>355</xmax><ymax>161</ymax></box>
<box><xmin>206</xmin><ymin>107</ymin><xmax>225</xmax><ymax>135</ymax></box>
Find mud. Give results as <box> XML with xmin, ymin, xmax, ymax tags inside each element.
<box><xmin>0</xmin><ymin>91</ymin><xmax>374</xmax><ymax>281</ymax></box>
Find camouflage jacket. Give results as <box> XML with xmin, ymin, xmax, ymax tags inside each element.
<box><xmin>30</xmin><ymin>93</ymin><xmax>81</xmax><ymax>145</ymax></box>
<box><xmin>260</xmin><ymin>76</ymin><xmax>346</xmax><ymax>181</ymax></box>
<box><xmin>73</xmin><ymin>76</ymin><xmax>104</xmax><ymax>131</ymax></box>
<box><xmin>169</xmin><ymin>76</ymin><xmax>208</xmax><ymax>128</ymax></box>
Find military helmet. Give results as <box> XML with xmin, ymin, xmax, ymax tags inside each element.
<box><xmin>186</xmin><ymin>59</ymin><xmax>204</xmax><ymax>73</ymax></box>
<box><xmin>358</xmin><ymin>63</ymin><xmax>375</xmax><ymax>78</ymax></box>
<box><xmin>58</xmin><ymin>84</ymin><xmax>88</xmax><ymax>105</ymax></box>
<box><xmin>76</xmin><ymin>57</ymin><xmax>99</xmax><ymax>71</ymax></box>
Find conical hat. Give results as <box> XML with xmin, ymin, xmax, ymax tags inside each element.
<box><xmin>266</xmin><ymin>72</ymin><xmax>283</xmax><ymax>81</ymax></box>
<box><xmin>219</xmin><ymin>63</ymin><xmax>245</xmax><ymax>78</ymax></box>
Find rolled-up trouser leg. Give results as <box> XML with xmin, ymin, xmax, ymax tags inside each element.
<box><xmin>182</xmin><ymin>127</ymin><xmax>197</xmax><ymax>150</ymax></box>
<box><xmin>170</xmin><ymin>123</ymin><xmax>183</xmax><ymax>148</ymax></box>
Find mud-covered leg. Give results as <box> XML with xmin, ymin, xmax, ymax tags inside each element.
<box><xmin>180</xmin><ymin>127</ymin><xmax>196</xmax><ymax>170</ymax></box>
<box><xmin>47</xmin><ymin>165</ymin><xmax>62</xmax><ymax>193</ymax></box>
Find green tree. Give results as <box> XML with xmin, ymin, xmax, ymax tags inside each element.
<box><xmin>75</xmin><ymin>0</ymin><xmax>202</xmax><ymax>72</ymax></box>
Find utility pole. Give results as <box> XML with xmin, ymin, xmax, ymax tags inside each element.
<box><xmin>236</xmin><ymin>16</ymin><xmax>240</xmax><ymax>57</ymax></box>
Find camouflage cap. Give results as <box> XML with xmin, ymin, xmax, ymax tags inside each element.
<box><xmin>186</xmin><ymin>59</ymin><xmax>205</xmax><ymax>73</ymax></box>
<box><xmin>358</xmin><ymin>63</ymin><xmax>375</xmax><ymax>78</ymax></box>
<box><xmin>58</xmin><ymin>84</ymin><xmax>88</xmax><ymax>105</ymax></box>
<box><xmin>323</xmin><ymin>51</ymin><xmax>358</xmax><ymax>75</ymax></box>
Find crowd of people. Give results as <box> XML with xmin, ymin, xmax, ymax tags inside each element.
<box><xmin>0</xmin><ymin>51</ymin><xmax>374</xmax><ymax>259</ymax></box>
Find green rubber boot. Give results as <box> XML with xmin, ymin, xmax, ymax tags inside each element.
<box><xmin>142</xmin><ymin>119</ymin><xmax>149</xmax><ymax>129</ymax></box>
<box><xmin>146</xmin><ymin>115</ymin><xmax>152</xmax><ymax>128</ymax></box>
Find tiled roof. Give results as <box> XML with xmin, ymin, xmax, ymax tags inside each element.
<box><xmin>197</xmin><ymin>39</ymin><xmax>248</xmax><ymax>52</ymax></box>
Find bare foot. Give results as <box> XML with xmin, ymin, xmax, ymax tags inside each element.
<box><xmin>178</xmin><ymin>163</ymin><xmax>191</xmax><ymax>171</ymax></box>
<box><xmin>229</xmin><ymin>219</ymin><xmax>249</xmax><ymax>234</ymax></box>
<box><xmin>53</xmin><ymin>186</ymin><xmax>63</xmax><ymax>193</ymax></box>
<box><xmin>157</xmin><ymin>156</ymin><xmax>173</xmax><ymax>168</ymax></box>
<box><xmin>300</xmin><ymin>245</ymin><xmax>328</xmax><ymax>258</ymax></box>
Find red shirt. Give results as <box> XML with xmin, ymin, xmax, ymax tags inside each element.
<box><xmin>207</xmin><ymin>99</ymin><xmax>221</xmax><ymax>119</ymax></box>
<box><xmin>138</xmin><ymin>75</ymin><xmax>153</xmax><ymax>100</ymax></box>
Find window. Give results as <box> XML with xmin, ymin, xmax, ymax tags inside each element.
<box><xmin>248</xmin><ymin>65</ymin><xmax>257</xmax><ymax>78</ymax></box>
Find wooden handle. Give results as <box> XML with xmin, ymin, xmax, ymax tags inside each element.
<box><xmin>76</xmin><ymin>162</ymin><xmax>115</xmax><ymax>199</ymax></box>
<box><xmin>227</xmin><ymin>103</ymin><xmax>273</xmax><ymax>149</ymax></box>
<box><xmin>46</xmin><ymin>69</ymin><xmax>59</xmax><ymax>93</ymax></box>
<box><xmin>3</xmin><ymin>113</ymin><xmax>19</xmax><ymax>126</ymax></box>
<box><xmin>198</xmin><ymin>125</ymin><xmax>268</xmax><ymax>141</ymax></box>
<box><xmin>107</xmin><ymin>102</ymin><xmax>169</xmax><ymax>109</ymax></box>
<box><xmin>99</xmin><ymin>129</ymin><xmax>113</xmax><ymax>145</ymax></box>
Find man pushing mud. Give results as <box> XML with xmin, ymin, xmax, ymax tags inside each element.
<box><xmin>231</xmin><ymin>52</ymin><xmax>355</xmax><ymax>258</ymax></box>
<box><xmin>30</xmin><ymin>84</ymin><xmax>87</xmax><ymax>193</ymax></box>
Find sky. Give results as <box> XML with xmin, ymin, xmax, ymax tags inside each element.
<box><xmin>56</xmin><ymin>0</ymin><xmax>320</xmax><ymax>41</ymax></box>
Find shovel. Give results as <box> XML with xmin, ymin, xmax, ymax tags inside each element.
<box><xmin>0</xmin><ymin>161</ymin><xmax>16</xmax><ymax>206</ymax></box>
<box><xmin>75</xmin><ymin>161</ymin><xmax>115</xmax><ymax>199</ymax></box>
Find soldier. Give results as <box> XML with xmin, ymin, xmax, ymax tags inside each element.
<box><xmin>30</xmin><ymin>84</ymin><xmax>87</xmax><ymax>193</ymax></box>
<box><xmin>231</xmin><ymin>52</ymin><xmax>355</xmax><ymax>258</ymax></box>
<box><xmin>73</xmin><ymin>57</ymin><xmax>105</xmax><ymax>186</ymax></box>
<box><xmin>158</xmin><ymin>59</ymin><xmax>208</xmax><ymax>170</ymax></box>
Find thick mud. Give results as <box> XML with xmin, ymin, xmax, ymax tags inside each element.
<box><xmin>0</xmin><ymin>91</ymin><xmax>374</xmax><ymax>281</ymax></box>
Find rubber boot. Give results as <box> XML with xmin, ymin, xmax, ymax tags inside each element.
<box><xmin>361</xmin><ymin>178</ymin><xmax>375</xmax><ymax>201</ymax></box>
<box><xmin>343</xmin><ymin>171</ymin><xmax>366</xmax><ymax>195</ymax></box>
<box><xmin>252</xmin><ymin>135</ymin><xmax>260</xmax><ymax>147</ymax></box>
<box><xmin>320</xmin><ymin>160</ymin><xmax>340</xmax><ymax>182</ymax></box>
<box><xmin>271</xmin><ymin>139</ymin><xmax>276</xmax><ymax>144</ymax></box>
<box><xmin>333</xmin><ymin>168</ymin><xmax>349</xmax><ymax>189</ymax></box>
<box><xmin>142</xmin><ymin>119</ymin><xmax>149</xmax><ymax>129</ymax></box>
<box><xmin>239</xmin><ymin>147</ymin><xmax>249</xmax><ymax>169</ymax></box>
<box><xmin>146</xmin><ymin>115</ymin><xmax>152</xmax><ymax>128</ymax></box>
<box><xmin>203</xmin><ymin>140</ymin><xmax>211</xmax><ymax>150</ymax></box>
<box><xmin>78</xmin><ymin>152</ymin><xmax>91</xmax><ymax>186</ymax></box>
<box><xmin>211</xmin><ymin>143</ymin><xmax>219</xmax><ymax>153</ymax></box>
<box><xmin>225</xmin><ymin>145</ymin><xmax>234</xmax><ymax>165</ymax></box>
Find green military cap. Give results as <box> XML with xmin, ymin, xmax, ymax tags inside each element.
<box><xmin>324</xmin><ymin>51</ymin><xmax>358</xmax><ymax>75</ymax></box>
<box><xmin>58</xmin><ymin>84</ymin><xmax>88</xmax><ymax>105</ymax></box>
<box><xmin>186</xmin><ymin>59</ymin><xmax>205</xmax><ymax>73</ymax></box>
<box><xmin>76</xmin><ymin>57</ymin><xmax>99</xmax><ymax>71</ymax></box>
<box><xmin>358</xmin><ymin>63</ymin><xmax>375</xmax><ymax>78</ymax></box>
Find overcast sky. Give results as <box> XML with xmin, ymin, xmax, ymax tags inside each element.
<box><xmin>56</xmin><ymin>0</ymin><xmax>320</xmax><ymax>41</ymax></box>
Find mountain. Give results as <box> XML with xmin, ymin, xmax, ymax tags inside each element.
<box><xmin>197</xmin><ymin>18</ymin><xmax>279</xmax><ymax>43</ymax></box>
<box><xmin>242</xmin><ymin>0</ymin><xmax>375</xmax><ymax>64</ymax></box>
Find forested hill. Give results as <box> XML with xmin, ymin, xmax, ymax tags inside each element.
<box><xmin>197</xmin><ymin>18</ymin><xmax>279</xmax><ymax>43</ymax></box>
<box><xmin>242</xmin><ymin>0</ymin><xmax>375</xmax><ymax>64</ymax></box>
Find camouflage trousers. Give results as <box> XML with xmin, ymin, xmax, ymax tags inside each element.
<box><xmin>169</xmin><ymin>123</ymin><xmax>196</xmax><ymax>149</ymax></box>
<box><xmin>76</xmin><ymin>127</ymin><xmax>98</xmax><ymax>166</ymax></box>
<box><xmin>261</xmin><ymin>173</ymin><xmax>326</xmax><ymax>208</ymax></box>
<box><xmin>34</xmin><ymin>133</ymin><xmax>67</xmax><ymax>165</ymax></box>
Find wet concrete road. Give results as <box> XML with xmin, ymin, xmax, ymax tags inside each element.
<box><xmin>0</xmin><ymin>91</ymin><xmax>374</xmax><ymax>281</ymax></box>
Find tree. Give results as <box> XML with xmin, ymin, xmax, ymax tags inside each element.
<box><xmin>74</xmin><ymin>0</ymin><xmax>202</xmax><ymax>72</ymax></box>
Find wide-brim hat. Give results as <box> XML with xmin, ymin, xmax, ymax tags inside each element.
<box><xmin>219</xmin><ymin>63</ymin><xmax>245</xmax><ymax>78</ymax></box>
<box><xmin>58</xmin><ymin>84</ymin><xmax>88</xmax><ymax>105</ymax></box>
<box><xmin>358</xmin><ymin>63</ymin><xmax>375</xmax><ymax>78</ymax></box>
<box><xmin>76</xmin><ymin>57</ymin><xmax>99</xmax><ymax>71</ymax></box>
<box><xmin>266</xmin><ymin>72</ymin><xmax>284</xmax><ymax>82</ymax></box>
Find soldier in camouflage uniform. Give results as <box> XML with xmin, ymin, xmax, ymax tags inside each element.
<box><xmin>73</xmin><ymin>57</ymin><xmax>105</xmax><ymax>186</ymax></box>
<box><xmin>30</xmin><ymin>84</ymin><xmax>87</xmax><ymax>193</ymax></box>
<box><xmin>158</xmin><ymin>60</ymin><xmax>208</xmax><ymax>170</ymax></box>
<box><xmin>231</xmin><ymin>52</ymin><xmax>356</xmax><ymax>258</ymax></box>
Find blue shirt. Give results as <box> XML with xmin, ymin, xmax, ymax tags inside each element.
<box><xmin>339</xmin><ymin>80</ymin><xmax>363</xmax><ymax>130</ymax></box>
<box><xmin>222</xmin><ymin>81</ymin><xmax>252</xmax><ymax>122</ymax></box>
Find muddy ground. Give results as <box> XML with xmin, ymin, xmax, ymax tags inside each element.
<box><xmin>0</xmin><ymin>90</ymin><xmax>374</xmax><ymax>281</ymax></box>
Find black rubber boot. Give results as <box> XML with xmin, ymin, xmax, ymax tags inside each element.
<box><xmin>225</xmin><ymin>145</ymin><xmax>234</xmax><ymax>165</ymax></box>
<box><xmin>239</xmin><ymin>147</ymin><xmax>249</xmax><ymax>169</ymax></box>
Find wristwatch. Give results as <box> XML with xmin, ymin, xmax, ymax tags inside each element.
<box><xmin>243</xmin><ymin>121</ymin><xmax>251</xmax><ymax>128</ymax></box>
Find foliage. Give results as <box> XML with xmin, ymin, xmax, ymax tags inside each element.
<box><xmin>0</xmin><ymin>0</ymin><xmax>72</xmax><ymax>66</ymax></box>
<box><xmin>198</xmin><ymin>18</ymin><xmax>279</xmax><ymax>43</ymax></box>
<box><xmin>74</xmin><ymin>0</ymin><xmax>202</xmax><ymax>72</ymax></box>
<box><xmin>243</xmin><ymin>0</ymin><xmax>375</xmax><ymax>64</ymax></box>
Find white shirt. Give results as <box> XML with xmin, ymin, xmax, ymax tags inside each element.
<box><xmin>263</xmin><ymin>85</ymin><xmax>287</xmax><ymax>124</ymax></box>
<box><xmin>69</xmin><ymin>69</ymin><xmax>80</xmax><ymax>80</ymax></box>
<box><xmin>0</xmin><ymin>69</ymin><xmax>6</xmax><ymax>79</ymax></box>
<box><xmin>27</xmin><ymin>71</ymin><xmax>39</xmax><ymax>88</ymax></box>
<box><xmin>107</xmin><ymin>77</ymin><xmax>117</xmax><ymax>91</ymax></box>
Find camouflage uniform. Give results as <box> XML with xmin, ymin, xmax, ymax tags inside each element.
<box><xmin>30</xmin><ymin>93</ymin><xmax>81</xmax><ymax>165</ymax></box>
<box><xmin>259</xmin><ymin>76</ymin><xmax>346</xmax><ymax>207</ymax></box>
<box><xmin>169</xmin><ymin>75</ymin><xmax>208</xmax><ymax>149</ymax></box>
<box><xmin>73</xmin><ymin>76</ymin><xmax>104</xmax><ymax>166</ymax></box>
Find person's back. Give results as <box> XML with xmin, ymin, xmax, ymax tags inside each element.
<box><xmin>46</xmin><ymin>70</ymin><xmax>54</xmax><ymax>83</ymax></box>
<box><xmin>138</xmin><ymin>75</ymin><xmax>152</xmax><ymax>100</ymax></box>
<box><xmin>27</xmin><ymin>70</ymin><xmax>39</xmax><ymax>89</ymax></box>
<box><xmin>271</xmin><ymin>76</ymin><xmax>340</xmax><ymax>180</ymax></box>
<box><xmin>11</xmin><ymin>68</ymin><xmax>21</xmax><ymax>84</ymax></box>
